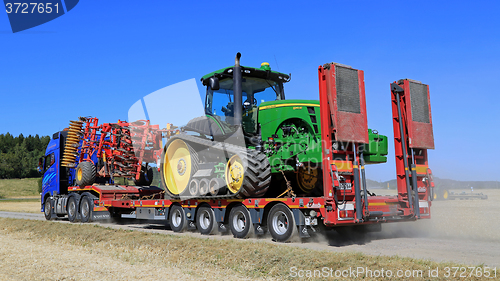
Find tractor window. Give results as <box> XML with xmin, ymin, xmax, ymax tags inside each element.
<box><xmin>205</xmin><ymin>77</ymin><xmax>284</xmax><ymax>120</ymax></box>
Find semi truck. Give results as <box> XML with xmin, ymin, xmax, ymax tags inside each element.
<box><xmin>39</xmin><ymin>53</ymin><xmax>435</xmax><ymax>242</ymax></box>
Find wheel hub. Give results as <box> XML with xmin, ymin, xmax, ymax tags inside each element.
<box><xmin>177</xmin><ymin>158</ymin><xmax>187</xmax><ymax>176</ymax></box>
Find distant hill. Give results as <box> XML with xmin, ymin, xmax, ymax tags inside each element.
<box><xmin>367</xmin><ymin>177</ymin><xmax>500</xmax><ymax>190</ymax></box>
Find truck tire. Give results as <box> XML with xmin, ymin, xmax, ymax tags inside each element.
<box><xmin>44</xmin><ymin>197</ymin><xmax>52</xmax><ymax>221</ymax></box>
<box><xmin>169</xmin><ymin>205</ymin><xmax>187</xmax><ymax>233</ymax></box>
<box><xmin>75</xmin><ymin>161</ymin><xmax>96</xmax><ymax>187</ymax></box>
<box><xmin>67</xmin><ymin>196</ymin><xmax>79</xmax><ymax>222</ymax></box>
<box><xmin>80</xmin><ymin>196</ymin><xmax>93</xmax><ymax>223</ymax></box>
<box><xmin>196</xmin><ymin>206</ymin><xmax>217</xmax><ymax>235</ymax></box>
<box><xmin>229</xmin><ymin>205</ymin><xmax>254</xmax><ymax>239</ymax></box>
<box><xmin>267</xmin><ymin>203</ymin><xmax>298</xmax><ymax>242</ymax></box>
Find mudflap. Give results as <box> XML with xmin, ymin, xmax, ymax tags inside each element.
<box><xmin>92</xmin><ymin>210</ymin><xmax>111</xmax><ymax>221</ymax></box>
<box><xmin>90</xmin><ymin>197</ymin><xmax>111</xmax><ymax>221</ymax></box>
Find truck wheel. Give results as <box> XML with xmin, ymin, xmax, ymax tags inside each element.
<box><xmin>267</xmin><ymin>203</ymin><xmax>298</xmax><ymax>242</ymax></box>
<box><xmin>67</xmin><ymin>197</ymin><xmax>78</xmax><ymax>222</ymax></box>
<box><xmin>80</xmin><ymin>196</ymin><xmax>93</xmax><ymax>223</ymax></box>
<box><xmin>196</xmin><ymin>206</ymin><xmax>216</xmax><ymax>235</ymax></box>
<box><xmin>169</xmin><ymin>205</ymin><xmax>187</xmax><ymax>232</ymax></box>
<box><xmin>44</xmin><ymin>197</ymin><xmax>52</xmax><ymax>221</ymax></box>
<box><xmin>229</xmin><ymin>205</ymin><xmax>254</xmax><ymax>239</ymax></box>
<box><xmin>75</xmin><ymin>161</ymin><xmax>96</xmax><ymax>187</ymax></box>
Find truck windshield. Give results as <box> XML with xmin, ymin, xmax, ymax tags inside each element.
<box><xmin>205</xmin><ymin>77</ymin><xmax>284</xmax><ymax>121</ymax></box>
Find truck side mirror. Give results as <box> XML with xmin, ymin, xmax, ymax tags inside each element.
<box><xmin>37</xmin><ymin>157</ymin><xmax>44</xmax><ymax>173</ymax></box>
<box><xmin>209</xmin><ymin>77</ymin><xmax>220</xmax><ymax>91</ymax></box>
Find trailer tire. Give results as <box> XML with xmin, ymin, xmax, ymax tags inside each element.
<box><xmin>44</xmin><ymin>197</ymin><xmax>52</xmax><ymax>221</ymax></box>
<box><xmin>169</xmin><ymin>205</ymin><xmax>187</xmax><ymax>233</ymax></box>
<box><xmin>75</xmin><ymin>161</ymin><xmax>96</xmax><ymax>187</ymax></box>
<box><xmin>80</xmin><ymin>196</ymin><xmax>93</xmax><ymax>223</ymax></box>
<box><xmin>67</xmin><ymin>196</ymin><xmax>79</xmax><ymax>223</ymax></box>
<box><xmin>267</xmin><ymin>203</ymin><xmax>298</xmax><ymax>242</ymax></box>
<box><xmin>229</xmin><ymin>205</ymin><xmax>254</xmax><ymax>239</ymax></box>
<box><xmin>196</xmin><ymin>206</ymin><xmax>217</xmax><ymax>235</ymax></box>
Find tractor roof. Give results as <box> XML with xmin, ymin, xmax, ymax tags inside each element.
<box><xmin>201</xmin><ymin>64</ymin><xmax>290</xmax><ymax>86</ymax></box>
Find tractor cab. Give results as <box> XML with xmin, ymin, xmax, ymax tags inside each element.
<box><xmin>201</xmin><ymin>62</ymin><xmax>290</xmax><ymax>135</ymax></box>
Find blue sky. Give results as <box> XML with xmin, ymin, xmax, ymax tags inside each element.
<box><xmin>1</xmin><ymin>1</ymin><xmax>499</xmax><ymax>181</ymax></box>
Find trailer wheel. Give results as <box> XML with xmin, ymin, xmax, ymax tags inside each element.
<box><xmin>267</xmin><ymin>203</ymin><xmax>298</xmax><ymax>242</ymax></box>
<box><xmin>67</xmin><ymin>197</ymin><xmax>78</xmax><ymax>222</ymax></box>
<box><xmin>75</xmin><ymin>161</ymin><xmax>96</xmax><ymax>187</ymax></box>
<box><xmin>229</xmin><ymin>205</ymin><xmax>254</xmax><ymax>239</ymax></box>
<box><xmin>169</xmin><ymin>205</ymin><xmax>187</xmax><ymax>233</ymax></box>
<box><xmin>80</xmin><ymin>196</ymin><xmax>93</xmax><ymax>223</ymax></box>
<box><xmin>196</xmin><ymin>206</ymin><xmax>217</xmax><ymax>235</ymax></box>
<box><xmin>44</xmin><ymin>197</ymin><xmax>52</xmax><ymax>221</ymax></box>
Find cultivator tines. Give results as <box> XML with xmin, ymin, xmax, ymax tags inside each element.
<box><xmin>61</xmin><ymin>120</ymin><xmax>84</xmax><ymax>167</ymax></box>
<box><xmin>67</xmin><ymin>116</ymin><xmax>168</xmax><ymax>183</ymax></box>
<box><xmin>108</xmin><ymin>122</ymin><xmax>140</xmax><ymax>179</ymax></box>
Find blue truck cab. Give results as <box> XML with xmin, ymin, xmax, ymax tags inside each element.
<box><xmin>39</xmin><ymin>130</ymin><xmax>106</xmax><ymax>220</ymax></box>
<box><xmin>39</xmin><ymin>131</ymin><xmax>75</xmax><ymax>217</ymax></box>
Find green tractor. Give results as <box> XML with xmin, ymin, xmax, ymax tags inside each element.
<box><xmin>160</xmin><ymin>53</ymin><xmax>387</xmax><ymax>199</ymax></box>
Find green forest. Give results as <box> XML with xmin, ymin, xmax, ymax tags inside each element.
<box><xmin>0</xmin><ymin>133</ymin><xmax>50</xmax><ymax>179</ymax></box>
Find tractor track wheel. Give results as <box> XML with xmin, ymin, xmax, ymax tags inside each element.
<box><xmin>133</xmin><ymin>164</ymin><xmax>154</xmax><ymax>186</ymax></box>
<box><xmin>267</xmin><ymin>203</ymin><xmax>298</xmax><ymax>243</ymax></box>
<box><xmin>169</xmin><ymin>205</ymin><xmax>187</xmax><ymax>233</ymax></box>
<box><xmin>80</xmin><ymin>196</ymin><xmax>93</xmax><ymax>223</ymax></box>
<box><xmin>199</xmin><ymin>178</ymin><xmax>209</xmax><ymax>196</ymax></box>
<box><xmin>161</xmin><ymin>139</ymin><xmax>199</xmax><ymax>197</ymax></box>
<box><xmin>188</xmin><ymin>179</ymin><xmax>200</xmax><ymax>197</ymax></box>
<box><xmin>44</xmin><ymin>197</ymin><xmax>52</xmax><ymax>221</ymax></box>
<box><xmin>196</xmin><ymin>206</ymin><xmax>217</xmax><ymax>235</ymax></box>
<box><xmin>225</xmin><ymin>150</ymin><xmax>271</xmax><ymax>198</ymax></box>
<box><xmin>229</xmin><ymin>205</ymin><xmax>254</xmax><ymax>239</ymax></box>
<box><xmin>67</xmin><ymin>197</ymin><xmax>78</xmax><ymax>223</ymax></box>
<box><xmin>75</xmin><ymin>161</ymin><xmax>96</xmax><ymax>187</ymax></box>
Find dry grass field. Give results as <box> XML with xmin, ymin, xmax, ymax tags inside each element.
<box><xmin>0</xmin><ymin>218</ymin><xmax>481</xmax><ymax>281</ymax></box>
<box><xmin>0</xmin><ymin>178</ymin><xmax>39</xmax><ymax>199</ymax></box>
<box><xmin>0</xmin><ymin>178</ymin><xmax>497</xmax><ymax>280</ymax></box>
<box><xmin>0</xmin><ymin>200</ymin><xmax>40</xmax><ymax>213</ymax></box>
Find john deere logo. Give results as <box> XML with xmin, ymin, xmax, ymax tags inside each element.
<box><xmin>4</xmin><ymin>0</ymin><xmax>79</xmax><ymax>33</ymax></box>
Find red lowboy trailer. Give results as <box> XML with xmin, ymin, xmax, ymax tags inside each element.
<box><xmin>40</xmin><ymin>60</ymin><xmax>435</xmax><ymax>242</ymax></box>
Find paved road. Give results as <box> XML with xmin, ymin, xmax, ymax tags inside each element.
<box><xmin>1</xmin><ymin>211</ymin><xmax>498</xmax><ymax>267</ymax></box>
